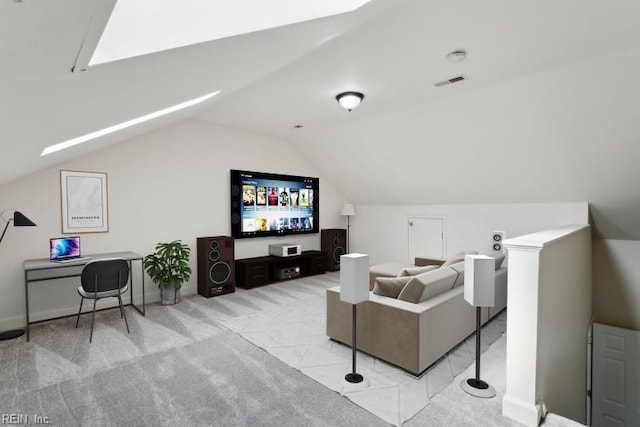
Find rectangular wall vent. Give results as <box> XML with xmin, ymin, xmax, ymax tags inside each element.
<box><xmin>434</xmin><ymin>75</ymin><xmax>467</xmax><ymax>87</ymax></box>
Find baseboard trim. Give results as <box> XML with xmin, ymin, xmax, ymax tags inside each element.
<box><xmin>502</xmin><ymin>394</ymin><xmax>545</xmax><ymax>426</ymax></box>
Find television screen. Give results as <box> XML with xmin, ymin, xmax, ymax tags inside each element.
<box><xmin>230</xmin><ymin>169</ymin><xmax>319</xmax><ymax>239</ymax></box>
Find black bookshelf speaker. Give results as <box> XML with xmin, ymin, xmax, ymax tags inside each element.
<box><xmin>321</xmin><ymin>228</ymin><xmax>346</xmax><ymax>272</ymax></box>
<box><xmin>197</xmin><ymin>236</ymin><xmax>235</xmax><ymax>297</ymax></box>
<box><xmin>492</xmin><ymin>231</ymin><xmax>506</xmax><ymax>252</ymax></box>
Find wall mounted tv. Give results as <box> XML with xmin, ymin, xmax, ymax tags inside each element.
<box><xmin>230</xmin><ymin>169</ymin><xmax>319</xmax><ymax>239</ymax></box>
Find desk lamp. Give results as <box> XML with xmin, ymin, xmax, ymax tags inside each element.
<box><xmin>0</xmin><ymin>209</ymin><xmax>36</xmax><ymax>341</ymax></box>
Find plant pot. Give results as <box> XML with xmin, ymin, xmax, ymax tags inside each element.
<box><xmin>160</xmin><ymin>286</ymin><xmax>180</xmax><ymax>305</ymax></box>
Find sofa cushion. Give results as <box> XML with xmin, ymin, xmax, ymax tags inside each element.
<box><xmin>454</xmin><ymin>251</ymin><xmax>478</xmax><ymax>257</ymax></box>
<box><xmin>398</xmin><ymin>264</ymin><xmax>439</xmax><ymax>277</ymax></box>
<box><xmin>369</xmin><ymin>262</ymin><xmax>408</xmax><ymax>289</ymax></box>
<box><xmin>441</xmin><ymin>255</ymin><xmax>464</xmax><ymax>267</ymax></box>
<box><xmin>373</xmin><ymin>276</ymin><xmax>412</xmax><ymax>298</ymax></box>
<box><xmin>398</xmin><ymin>268</ymin><xmax>457</xmax><ymax>303</ymax></box>
<box><xmin>447</xmin><ymin>261</ymin><xmax>465</xmax><ymax>288</ymax></box>
<box><xmin>414</xmin><ymin>257</ymin><xmax>445</xmax><ymax>267</ymax></box>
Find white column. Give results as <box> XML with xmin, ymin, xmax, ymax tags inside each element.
<box><xmin>502</xmin><ymin>245</ymin><xmax>545</xmax><ymax>426</ymax></box>
<box><xmin>502</xmin><ymin>224</ymin><xmax>591</xmax><ymax>426</ymax></box>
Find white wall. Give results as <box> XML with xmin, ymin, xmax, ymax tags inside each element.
<box><xmin>294</xmin><ymin>47</ymin><xmax>640</xmax><ymax>242</ymax></box>
<box><xmin>351</xmin><ymin>203</ymin><xmax>588</xmax><ymax>265</ymax></box>
<box><xmin>0</xmin><ymin>120</ymin><xmax>348</xmax><ymax>329</ymax></box>
<box><xmin>593</xmin><ymin>239</ymin><xmax>640</xmax><ymax>331</ymax></box>
<box><xmin>502</xmin><ymin>225</ymin><xmax>592</xmax><ymax>425</ymax></box>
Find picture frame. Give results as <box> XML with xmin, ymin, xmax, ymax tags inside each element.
<box><xmin>60</xmin><ymin>170</ymin><xmax>109</xmax><ymax>233</ymax></box>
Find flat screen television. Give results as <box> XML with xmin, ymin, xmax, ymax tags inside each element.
<box><xmin>230</xmin><ymin>169</ymin><xmax>319</xmax><ymax>239</ymax></box>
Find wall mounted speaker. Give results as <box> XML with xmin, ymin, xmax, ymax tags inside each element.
<box><xmin>197</xmin><ymin>236</ymin><xmax>235</xmax><ymax>297</ymax></box>
<box><xmin>492</xmin><ymin>230</ymin><xmax>506</xmax><ymax>252</ymax></box>
<box><xmin>321</xmin><ymin>228</ymin><xmax>346</xmax><ymax>271</ymax></box>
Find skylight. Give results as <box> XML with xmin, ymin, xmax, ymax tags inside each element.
<box><xmin>41</xmin><ymin>91</ymin><xmax>221</xmax><ymax>156</ymax></box>
<box><xmin>89</xmin><ymin>0</ymin><xmax>372</xmax><ymax>66</ymax></box>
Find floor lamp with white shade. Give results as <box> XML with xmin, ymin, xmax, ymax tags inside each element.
<box><xmin>0</xmin><ymin>209</ymin><xmax>37</xmax><ymax>341</ymax></box>
<box><xmin>340</xmin><ymin>203</ymin><xmax>356</xmax><ymax>254</ymax></box>
<box><xmin>460</xmin><ymin>254</ymin><xmax>496</xmax><ymax>398</ymax></box>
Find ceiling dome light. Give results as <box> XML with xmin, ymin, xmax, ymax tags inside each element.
<box><xmin>446</xmin><ymin>50</ymin><xmax>467</xmax><ymax>63</ymax></box>
<box><xmin>336</xmin><ymin>91</ymin><xmax>364</xmax><ymax>112</ymax></box>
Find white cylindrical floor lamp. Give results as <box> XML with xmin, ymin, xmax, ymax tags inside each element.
<box><xmin>340</xmin><ymin>253</ymin><xmax>369</xmax><ymax>384</ymax></box>
<box><xmin>461</xmin><ymin>254</ymin><xmax>496</xmax><ymax>398</ymax></box>
<box><xmin>340</xmin><ymin>203</ymin><xmax>356</xmax><ymax>254</ymax></box>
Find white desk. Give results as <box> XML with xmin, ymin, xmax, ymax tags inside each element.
<box><xmin>23</xmin><ymin>251</ymin><xmax>145</xmax><ymax>341</ymax></box>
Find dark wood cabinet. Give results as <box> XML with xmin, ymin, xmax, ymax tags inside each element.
<box><xmin>306</xmin><ymin>252</ymin><xmax>328</xmax><ymax>276</ymax></box>
<box><xmin>235</xmin><ymin>258</ymin><xmax>270</xmax><ymax>289</ymax></box>
<box><xmin>235</xmin><ymin>250</ymin><xmax>327</xmax><ymax>289</ymax></box>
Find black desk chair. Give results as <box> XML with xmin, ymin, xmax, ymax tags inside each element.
<box><xmin>75</xmin><ymin>258</ymin><xmax>130</xmax><ymax>342</ymax></box>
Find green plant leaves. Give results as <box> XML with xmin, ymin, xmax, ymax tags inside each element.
<box><xmin>143</xmin><ymin>240</ymin><xmax>192</xmax><ymax>289</ymax></box>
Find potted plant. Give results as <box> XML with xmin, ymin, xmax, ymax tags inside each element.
<box><xmin>144</xmin><ymin>240</ymin><xmax>192</xmax><ymax>305</ymax></box>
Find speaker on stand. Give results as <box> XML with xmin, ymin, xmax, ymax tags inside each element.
<box><xmin>197</xmin><ymin>236</ymin><xmax>235</xmax><ymax>297</ymax></box>
<box><xmin>460</xmin><ymin>254</ymin><xmax>496</xmax><ymax>398</ymax></box>
<box><xmin>321</xmin><ymin>229</ymin><xmax>346</xmax><ymax>272</ymax></box>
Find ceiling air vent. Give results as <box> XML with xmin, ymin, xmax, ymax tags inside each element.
<box><xmin>434</xmin><ymin>75</ymin><xmax>467</xmax><ymax>87</ymax></box>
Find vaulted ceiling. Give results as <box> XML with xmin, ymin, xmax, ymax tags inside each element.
<box><xmin>3</xmin><ymin>0</ymin><xmax>640</xmax><ymax>239</ymax></box>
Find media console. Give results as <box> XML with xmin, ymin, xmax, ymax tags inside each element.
<box><xmin>235</xmin><ymin>250</ymin><xmax>327</xmax><ymax>289</ymax></box>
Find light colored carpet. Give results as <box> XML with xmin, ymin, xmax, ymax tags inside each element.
<box><xmin>405</xmin><ymin>335</ymin><xmax>585</xmax><ymax>427</ymax></box>
<box><xmin>0</xmin><ymin>279</ymin><xmax>388</xmax><ymax>426</ymax></box>
<box><xmin>221</xmin><ymin>273</ymin><xmax>507</xmax><ymax>426</ymax></box>
<box><xmin>1</xmin><ymin>271</ymin><xmax>584</xmax><ymax>426</ymax></box>
<box><xmin>218</xmin><ymin>272</ymin><xmax>584</xmax><ymax>427</ymax></box>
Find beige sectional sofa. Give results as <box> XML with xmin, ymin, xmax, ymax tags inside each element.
<box><xmin>326</xmin><ymin>254</ymin><xmax>507</xmax><ymax>376</ymax></box>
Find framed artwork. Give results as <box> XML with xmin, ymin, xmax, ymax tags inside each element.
<box><xmin>60</xmin><ymin>170</ymin><xmax>109</xmax><ymax>233</ymax></box>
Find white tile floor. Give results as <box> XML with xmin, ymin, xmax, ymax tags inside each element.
<box><xmin>221</xmin><ymin>288</ymin><xmax>507</xmax><ymax>426</ymax></box>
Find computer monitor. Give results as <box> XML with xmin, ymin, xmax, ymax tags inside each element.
<box><xmin>49</xmin><ymin>236</ymin><xmax>81</xmax><ymax>261</ymax></box>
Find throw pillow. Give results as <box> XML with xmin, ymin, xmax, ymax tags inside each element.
<box><xmin>397</xmin><ymin>268</ymin><xmax>457</xmax><ymax>303</ymax></box>
<box><xmin>396</xmin><ymin>280</ymin><xmax>424</xmax><ymax>303</ymax></box>
<box><xmin>373</xmin><ymin>276</ymin><xmax>412</xmax><ymax>298</ymax></box>
<box><xmin>447</xmin><ymin>261</ymin><xmax>465</xmax><ymax>287</ymax></box>
<box><xmin>398</xmin><ymin>265</ymin><xmax>438</xmax><ymax>277</ymax></box>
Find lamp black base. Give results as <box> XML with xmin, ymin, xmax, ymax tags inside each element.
<box><xmin>0</xmin><ymin>329</ymin><xmax>25</xmax><ymax>341</ymax></box>
<box><xmin>345</xmin><ymin>373</ymin><xmax>364</xmax><ymax>384</ymax></box>
<box><xmin>467</xmin><ymin>378</ymin><xmax>489</xmax><ymax>389</ymax></box>
<box><xmin>460</xmin><ymin>378</ymin><xmax>496</xmax><ymax>398</ymax></box>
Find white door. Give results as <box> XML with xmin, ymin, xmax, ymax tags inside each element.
<box><xmin>592</xmin><ymin>322</ymin><xmax>640</xmax><ymax>426</ymax></box>
<box><xmin>407</xmin><ymin>217</ymin><xmax>444</xmax><ymax>263</ymax></box>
